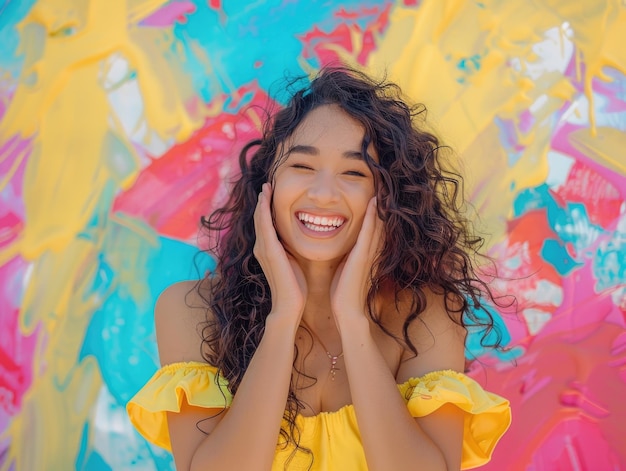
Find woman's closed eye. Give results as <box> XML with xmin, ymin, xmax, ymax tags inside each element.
<box><xmin>291</xmin><ymin>163</ymin><xmax>314</xmax><ymax>171</ymax></box>
<box><xmin>343</xmin><ymin>170</ymin><xmax>368</xmax><ymax>177</ymax></box>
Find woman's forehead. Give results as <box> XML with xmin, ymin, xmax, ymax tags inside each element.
<box><xmin>281</xmin><ymin>105</ymin><xmax>378</xmax><ymax>161</ymax></box>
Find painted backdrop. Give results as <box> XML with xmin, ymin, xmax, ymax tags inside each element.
<box><xmin>1</xmin><ymin>0</ymin><xmax>625</xmax><ymax>470</ymax></box>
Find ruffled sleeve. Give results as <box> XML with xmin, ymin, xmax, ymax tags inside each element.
<box><xmin>398</xmin><ymin>370</ymin><xmax>511</xmax><ymax>470</ymax></box>
<box><xmin>126</xmin><ymin>361</ymin><xmax>232</xmax><ymax>451</ymax></box>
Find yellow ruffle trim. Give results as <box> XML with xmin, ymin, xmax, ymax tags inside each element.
<box><xmin>127</xmin><ymin>362</ymin><xmax>511</xmax><ymax>469</ymax></box>
<box><xmin>399</xmin><ymin>369</ymin><xmax>511</xmax><ymax>469</ymax></box>
<box><xmin>127</xmin><ymin>362</ymin><xmax>232</xmax><ymax>451</ymax></box>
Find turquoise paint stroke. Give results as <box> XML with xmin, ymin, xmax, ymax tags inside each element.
<box><xmin>514</xmin><ymin>185</ymin><xmax>605</xmax><ymax>274</ymax></box>
<box><xmin>594</xmin><ymin>227</ymin><xmax>626</xmax><ymax>291</ymax></box>
<box><xmin>541</xmin><ymin>238</ymin><xmax>582</xmax><ymax>276</ymax></box>
<box><xmin>80</xmin><ymin>235</ymin><xmax>214</xmax><ymax>403</ymax></box>
<box><xmin>0</xmin><ymin>0</ymin><xmax>38</xmax><ymax>76</ymax></box>
<box><xmin>79</xmin><ymin>233</ymin><xmax>212</xmax><ymax>470</ymax></box>
<box><xmin>173</xmin><ymin>0</ymin><xmax>390</xmax><ymax>105</ymax></box>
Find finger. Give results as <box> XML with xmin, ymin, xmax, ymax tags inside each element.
<box><xmin>254</xmin><ymin>184</ymin><xmax>275</xmax><ymax>261</ymax></box>
<box><xmin>253</xmin><ymin>184</ymin><xmax>265</xmax><ymax>233</ymax></box>
<box><xmin>352</xmin><ymin>197</ymin><xmax>378</xmax><ymax>253</ymax></box>
<box><xmin>371</xmin><ymin>198</ymin><xmax>384</xmax><ymax>255</ymax></box>
<box><xmin>254</xmin><ymin>184</ymin><xmax>274</xmax><ymax>242</ymax></box>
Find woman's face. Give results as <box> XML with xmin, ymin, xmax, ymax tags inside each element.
<box><xmin>271</xmin><ymin>104</ymin><xmax>377</xmax><ymax>265</ymax></box>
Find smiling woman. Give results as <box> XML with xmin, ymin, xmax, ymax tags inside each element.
<box><xmin>126</xmin><ymin>66</ymin><xmax>512</xmax><ymax>471</ymax></box>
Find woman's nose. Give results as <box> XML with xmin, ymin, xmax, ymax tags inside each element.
<box><xmin>307</xmin><ymin>171</ymin><xmax>340</xmax><ymax>204</ymax></box>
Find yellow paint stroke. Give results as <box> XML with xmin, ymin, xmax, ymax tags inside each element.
<box><xmin>367</xmin><ymin>0</ymin><xmax>626</xmax><ymax>243</ymax></box>
<box><xmin>569</xmin><ymin>127</ymin><xmax>626</xmax><ymax>176</ymax></box>
<box><xmin>2</xmin><ymin>356</ymin><xmax>101</xmax><ymax>470</ymax></box>
<box><xmin>0</xmin><ymin>0</ymin><xmax>208</xmax><ymax>469</ymax></box>
<box><xmin>0</xmin><ymin>0</ymin><xmax>203</xmax><ymax>258</ymax></box>
<box><xmin>2</xmin><ymin>238</ymin><xmax>103</xmax><ymax>470</ymax></box>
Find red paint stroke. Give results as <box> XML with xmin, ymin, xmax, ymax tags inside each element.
<box><xmin>113</xmin><ymin>82</ymin><xmax>274</xmax><ymax>241</ymax></box>
<box><xmin>469</xmin><ymin>321</ymin><xmax>626</xmax><ymax>471</ymax></box>
<box><xmin>504</xmin><ymin>209</ymin><xmax>562</xmax><ymax>289</ymax></box>
<box><xmin>299</xmin><ymin>4</ymin><xmax>391</xmax><ymax>66</ymax></box>
<box><xmin>334</xmin><ymin>6</ymin><xmax>386</xmax><ymax>20</ymax></box>
<box><xmin>140</xmin><ymin>0</ymin><xmax>197</xmax><ymax>27</ymax></box>
<box><xmin>0</xmin><ymin>257</ymin><xmax>36</xmax><ymax>415</ymax></box>
<box><xmin>554</xmin><ymin>160</ymin><xmax>622</xmax><ymax>229</ymax></box>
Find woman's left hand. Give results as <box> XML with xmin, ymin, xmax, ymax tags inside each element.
<box><xmin>330</xmin><ymin>196</ymin><xmax>384</xmax><ymax>329</ymax></box>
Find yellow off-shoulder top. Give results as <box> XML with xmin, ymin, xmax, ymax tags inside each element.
<box><xmin>126</xmin><ymin>362</ymin><xmax>511</xmax><ymax>470</ymax></box>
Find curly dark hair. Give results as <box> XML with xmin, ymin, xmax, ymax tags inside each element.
<box><xmin>198</xmin><ymin>65</ymin><xmax>509</xmax><ymax>462</ymax></box>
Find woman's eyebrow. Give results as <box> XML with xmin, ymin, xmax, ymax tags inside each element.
<box><xmin>287</xmin><ymin>144</ymin><xmax>318</xmax><ymax>156</ymax></box>
<box><xmin>287</xmin><ymin>144</ymin><xmax>366</xmax><ymax>161</ymax></box>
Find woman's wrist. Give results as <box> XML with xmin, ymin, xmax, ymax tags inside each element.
<box><xmin>265</xmin><ymin>310</ymin><xmax>302</xmax><ymax>337</ymax></box>
<box><xmin>337</xmin><ymin>313</ymin><xmax>371</xmax><ymax>342</ymax></box>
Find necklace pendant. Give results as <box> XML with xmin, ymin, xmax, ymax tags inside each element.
<box><xmin>329</xmin><ymin>354</ymin><xmax>339</xmax><ymax>381</ymax></box>
<box><xmin>301</xmin><ymin>321</ymin><xmax>344</xmax><ymax>382</ymax></box>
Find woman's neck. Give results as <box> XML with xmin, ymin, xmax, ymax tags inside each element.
<box><xmin>298</xmin><ymin>259</ymin><xmax>338</xmax><ymax>326</ymax></box>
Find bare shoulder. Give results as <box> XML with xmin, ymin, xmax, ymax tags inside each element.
<box><xmin>381</xmin><ymin>286</ymin><xmax>467</xmax><ymax>382</ymax></box>
<box><xmin>411</xmin><ymin>288</ymin><xmax>466</xmax><ymax>347</ymax></box>
<box><xmin>154</xmin><ymin>279</ymin><xmax>213</xmax><ymax>366</ymax></box>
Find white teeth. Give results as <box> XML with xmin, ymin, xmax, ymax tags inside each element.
<box><xmin>297</xmin><ymin>212</ymin><xmax>345</xmax><ymax>230</ymax></box>
<box><xmin>304</xmin><ymin>223</ymin><xmax>335</xmax><ymax>232</ymax></box>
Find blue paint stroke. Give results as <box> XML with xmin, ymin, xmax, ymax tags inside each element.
<box><xmin>514</xmin><ymin>185</ymin><xmax>604</xmax><ymax>275</ymax></box>
<box><xmin>594</xmin><ymin>224</ymin><xmax>626</xmax><ymax>291</ymax></box>
<box><xmin>0</xmin><ymin>0</ymin><xmax>38</xmax><ymax>76</ymax></box>
<box><xmin>541</xmin><ymin>238</ymin><xmax>582</xmax><ymax>276</ymax></box>
<box><xmin>171</xmin><ymin>0</ymin><xmax>392</xmax><ymax>105</ymax></box>
<box><xmin>81</xmin><ymin>234</ymin><xmax>213</xmax><ymax>404</ymax></box>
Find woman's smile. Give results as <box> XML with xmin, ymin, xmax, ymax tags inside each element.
<box><xmin>296</xmin><ymin>211</ymin><xmax>346</xmax><ymax>234</ymax></box>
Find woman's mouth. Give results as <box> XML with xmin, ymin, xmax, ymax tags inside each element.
<box><xmin>296</xmin><ymin>212</ymin><xmax>346</xmax><ymax>232</ymax></box>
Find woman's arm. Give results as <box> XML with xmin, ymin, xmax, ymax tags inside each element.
<box><xmin>339</xmin><ymin>294</ymin><xmax>466</xmax><ymax>471</ymax></box>
<box><xmin>159</xmin><ymin>184</ymin><xmax>306</xmax><ymax>471</ymax></box>
<box><xmin>157</xmin><ymin>285</ymin><xmax>300</xmax><ymax>471</ymax></box>
<box><xmin>331</xmin><ymin>197</ymin><xmax>466</xmax><ymax>471</ymax></box>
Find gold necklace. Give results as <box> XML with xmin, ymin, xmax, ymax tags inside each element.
<box><xmin>301</xmin><ymin>320</ymin><xmax>344</xmax><ymax>381</ymax></box>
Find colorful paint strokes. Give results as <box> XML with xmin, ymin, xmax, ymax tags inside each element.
<box><xmin>0</xmin><ymin>1</ymin><xmax>624</xmax><ymax>469</ymax></box>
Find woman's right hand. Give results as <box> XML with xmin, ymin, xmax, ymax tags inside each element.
<box><xmin>253</xmin><ymin>183</ymin><xmax>307</xmax><ymax>321</ymax></box>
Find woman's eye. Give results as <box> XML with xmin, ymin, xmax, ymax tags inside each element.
<box><xmin>344</xmin><ymin>170</ymin><xmax>367</xmax><ymax>177</ymax></box>
<box><xmin>291</xmin><ymin>164</ymin><xmax>313</xmax><ymax>170</ymax></box>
